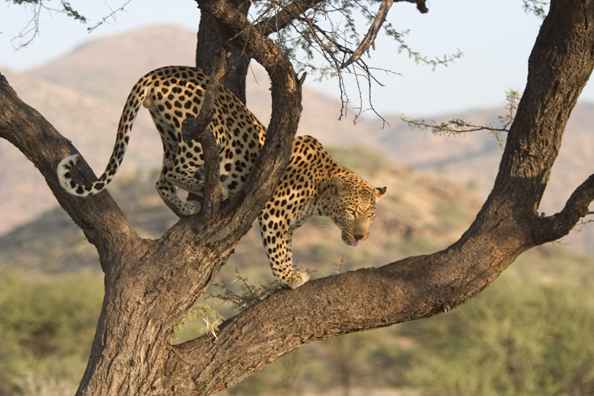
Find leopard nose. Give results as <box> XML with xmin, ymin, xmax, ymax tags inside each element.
<box><xmin>354</xmin><ymin>233</ymin><xmax>365</xmax><ymax>241</ymax></box>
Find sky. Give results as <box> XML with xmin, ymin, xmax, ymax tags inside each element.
<box><xmin>1</xmin><ymin>0</ymin><xmax>588</xmax><ymax>116</ymax></box>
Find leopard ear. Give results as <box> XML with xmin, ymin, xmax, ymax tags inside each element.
<box><xmin>375</xmin><ymin>186</ymin><xmax>387</xmax><ymax>201</ymax></box>
<box><xmin>332</xmin><ymin>176</ymin><xmax>348</xmax><ymax>196</ymax></box>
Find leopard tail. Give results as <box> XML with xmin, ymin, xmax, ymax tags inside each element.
<box><xmin>56</xmin><ymin>75</ymin><xmax>152</xmax><ymax>197</ymax></box>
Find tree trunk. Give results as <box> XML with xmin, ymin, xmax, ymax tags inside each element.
<box><xmin>195</xmin><ymin>0</ymin><xmax>251</xmax><ymax>102</ymax></box>
<box><xmin>1</xmin><ymin>0</ymin><xmax>594</xmax><ymax>394</ymax></box>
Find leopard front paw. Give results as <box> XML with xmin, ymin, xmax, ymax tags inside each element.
<box><xmin>279</xmin><ymin>270</ymin><xmax>310</xmax><ymax>289</ymax></box>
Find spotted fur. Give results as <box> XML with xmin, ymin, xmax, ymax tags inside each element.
<box><xmin>258</xmin><ymin>135</ymin><xmax>387</xmax><ymax>289</ymax></box>
<box><xmin>57</xmin><ymin>66</ymin><xmax>266</xmax><ymax>216</ymax></box>
<box><xmin>56</xmin><ymin>66</ymin><xmax>386</xmax><ymax>289</ymax></box>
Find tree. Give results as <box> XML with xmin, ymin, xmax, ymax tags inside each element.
<box><xmin>1</xmin><ymin>0</ymin><xmax>594</xmax><ymax>394</ymax></box>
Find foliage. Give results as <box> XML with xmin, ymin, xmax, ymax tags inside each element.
<box><xmin>0</xmin><ymin>266</ymin><xmax>103</xmax><ymax>395</ymax></box>
<box><xmin>209</xmin><ymin>268</ymin><xmax>281</xmax><ymax>312</ymax></box>
<box><xmin>171</xmin><ymin>304</ymin><xmax>223</xmax><ymax>341</ymax></box>
<box><xmin>498</xmin><ymin>89</ymin><xmax>520</xmax><ymax>131</ymax></box>
<box><xmin>401</xmin><ymin>89</ymin><xmax>520</xmax><ymax>147</ymax></box>
<box><xmin>10</xmin><ymin>0</ymin><xmax>86</xmax><ymax>20</ymax></box>
<box><xmin>256</xmin><ymin>0</ymin><xmax>461</xmax><ymax>74</ymax></box>
<box><xmin>251</xmin><ymin>0</ymin><xmax>462</xmax><ymax>122</ymax></box>
<box><xmin>8</xmin><ymin>0</ymin><xmax>87</xmax><ymax>48</ymax></box>
<box><xmin>523</xmin><ymin>0</ymin><xmax>549</xmax><ymax>19</ymax></box>
<box><xmin>400</xmin><ymin>278</ymin><xmax>594</xmax><ymax>396</ymax></box>
<box><xmin>8</xmin><ymin>0</ymin><xmax>135</xmax><ymax>49</ymax></box>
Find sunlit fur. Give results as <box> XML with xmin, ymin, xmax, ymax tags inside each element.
<box><xmin>57</xmin><ymin>66</ymin><xmax>266</xmax><ymax>216</ymax></box>
<box><xmin>258</xmin><ymin>135</ymin><xmax>386</xmax><ymax>289</ymax></box>
<box><xmin>56</xmin><ymin>67</ymin><xmax>386</xmax><ymax>289</ymax></box>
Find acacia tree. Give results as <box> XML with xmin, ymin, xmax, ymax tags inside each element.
<box><xmin>1</xmin><ymin>0</ymin><xmax>594</xmax><ymax>394</ymax></box>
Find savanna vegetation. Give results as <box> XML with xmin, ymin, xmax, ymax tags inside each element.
<box><xmin>3</xmin><ymin>243</ymin><xmax>594</xmax><ymax>396</ymax></box>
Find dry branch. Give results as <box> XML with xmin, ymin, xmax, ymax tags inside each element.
<box><xmin>255</xmin><ymin>0</ymin><xmax>325</xmax><ymax>35</ymax></box>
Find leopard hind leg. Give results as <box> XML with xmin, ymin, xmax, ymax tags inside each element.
<box><xmin>155</xmin><ymin>170</ymin><xmax>200</xmax><ymax>217</ymax></box>
<box><xmin>165</xmin><ymin>161</ymin><xmax>229</xmax><ymax>201</ymax></box>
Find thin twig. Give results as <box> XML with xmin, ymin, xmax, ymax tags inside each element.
<box><xmin>10</xmin><ymin>1</ymin><xmax>43</xmax><ymax>49</ymax></box>
<box><xmin>341</xmin><ymin>0</ymin><xmax>394</xmax><ymax>69</ymax></box>
<box><xmin>87</xmin><ymin>0</ymin><xmax>132</xmax><ymax>33</ymax></box>
<box><xmin>255</xmin><ymin>0</ymin><xmax>324</xmax><ymax>35</ymax></box>
<box><xmin>402</xmin><ymin>117</ymin><xmax>511</xmax><ymax>134</ymax></box>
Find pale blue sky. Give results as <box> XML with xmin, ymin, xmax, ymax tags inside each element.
<box><xmin>2</xmin><ymin>0</ymin><xmax>587</xmax><ymax>116</ymax></box>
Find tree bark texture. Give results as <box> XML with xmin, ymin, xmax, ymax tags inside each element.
<box><xmin>1</xmin><ymin>0</ymin><xmax>594</xmax><ymax>395</ymax></box>
<box><xmin>194</xmin><ymin>0</ymin><xmax>251</xmax><ymax>102</ymax></box>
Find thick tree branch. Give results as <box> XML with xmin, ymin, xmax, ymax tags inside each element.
<box><xmin>174</xmin><ymin>245</ymin><xmax>518</xmax><ymax>393</ymax></box>
<box><xmin>491</xmin><ymin>0</ymin><xmax>594</xmax><ymax>211</ymax></box>
<box><xmin>197</xmin><ymin>0</ymin><xmax>303</xmax><ymax>232</ymax></box>
<box><xmin>195</xmin><ymin>0</ymin><xmax>251</xmax><ymax>102</ymax></box>
<box><xmin>0</xmin><ymin>72</ymin><xmax>143</xmax><ymax>268</ymax></box>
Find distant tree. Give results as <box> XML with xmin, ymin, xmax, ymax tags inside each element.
<box><xmin>2</xmin><ymin>0</ymin><xmax>594</xmax><ymax>395</ymax></box>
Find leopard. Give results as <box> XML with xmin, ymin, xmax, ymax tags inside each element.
<box><xmin>258</xmin><ymin>134</ymin><xmax>387</xmax><ymax>289</ymax></box>
<box><xmin>56</xmin><ymin>66</ymin><xmax>386</xmax><ymax>289</ymax></box>
<box><xmin>57</xmin><ymin>66</ymin><xmax>267</xmax><ymax>217</ymax></box>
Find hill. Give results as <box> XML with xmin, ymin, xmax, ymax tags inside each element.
<box><xmin>1</xmin><ymin>24</ymin><xmax>593</xmax><ymax>252</ymax></box>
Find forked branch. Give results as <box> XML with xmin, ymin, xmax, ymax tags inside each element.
<box><xmin>534</xmin><ymin>173</ymin><xmax>594</xmax><ymax>244</ymax></box>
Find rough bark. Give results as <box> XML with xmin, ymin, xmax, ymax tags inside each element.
<box><xmin>0</xmin><ymin>0</ymin><xmax>593</xmax><ymax>395</ymax></box>
<box><xmin>194</xmin><ymin>0</ymin><xmax>251</xmax><ymax>102</ymax></box>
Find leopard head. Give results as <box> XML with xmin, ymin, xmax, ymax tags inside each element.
<box><xmin>327</xmin><ymin>175</ymin><xmax>387</xmax><ymax>247</ymax></box>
